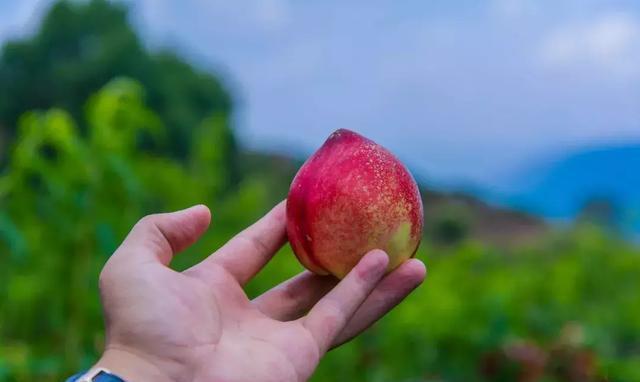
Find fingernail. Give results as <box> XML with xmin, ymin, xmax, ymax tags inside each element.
<box><xmin>405</xmin><ymin>258</ymin><xmax>427</xmax><ymax>282</ymax></box>
<box><xmin>406</xmin><ymin>258</ymin><xmax>426</xmax><ymax>274</ymax></box>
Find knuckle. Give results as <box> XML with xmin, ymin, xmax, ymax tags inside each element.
<box><xmin>319</xmin><ymin>300</ymin><xmax>346</xmax><ymax>336</ymax></box>
<box><xmin>240</xmin><ymin>233</ymin><xmax>269</xmax><ymax>254</ymax></box>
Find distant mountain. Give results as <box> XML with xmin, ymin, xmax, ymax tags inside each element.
<box><xmin>243</xmin><ymin>144</ymin><xmax>640</xmax><ymax>240</ymax></box>
<box><xmin>504</xmin><ymin>144</ymin><xmax>640</xmax><ymax>232</ymax></box>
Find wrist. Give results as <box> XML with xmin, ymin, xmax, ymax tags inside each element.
<box><xmin>90</xmin><ymin>346</ymin><xmax>175</xmax><ymax>382</ymax></box>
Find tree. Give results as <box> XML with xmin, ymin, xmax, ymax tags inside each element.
<box><xmin>0</xmin><ymin>0</ymin><xmax>235</xmax><ymax>172</ymax></box>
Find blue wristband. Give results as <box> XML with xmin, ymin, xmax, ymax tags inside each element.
<box><xmin>66</xmin><ymin>372</ymin><xmax>85</xmax><ymax>382</ymax></box>
<box><xmin>66</xmin><ymin>369</ymin><xmax>126</xmax><ymax>381</ymax></box>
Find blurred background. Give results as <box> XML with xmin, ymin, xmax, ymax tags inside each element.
<box><xmin>0</xmin><ymin>0</ymin><xmax>639</xmax><ymax>381</ymax></box>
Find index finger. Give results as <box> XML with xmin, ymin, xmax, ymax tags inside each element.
<box><xmin>193</xmin><ymin>201</ymin><xmax>287</xmax><ymax>285</ymax></box>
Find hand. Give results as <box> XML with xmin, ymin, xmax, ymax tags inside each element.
<box><xmin>92</xmin><ymin>202</ymin><xmax>426</xmax><ymax>382</ymax></box>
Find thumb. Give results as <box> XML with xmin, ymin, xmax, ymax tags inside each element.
<box><xmin>114</xmin><ymin>205</ymin><xmax>211</xmax><ymax>266</ymax></box>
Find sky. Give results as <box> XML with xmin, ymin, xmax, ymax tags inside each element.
<box><xmin>1</xmin><ymin>0</ymin><xmax>640</xmax><ymax>189</ymax></box>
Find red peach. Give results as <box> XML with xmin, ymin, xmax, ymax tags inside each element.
<box><xmin>286</xmin><ymin>129</ymin><xmax>424</xmax><ymax>278</ymax></box>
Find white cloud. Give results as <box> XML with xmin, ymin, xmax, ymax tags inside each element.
<box><xmin>539</xmin><ymin>12</ymin><xmax>640</xmax><ymax>78</ymax></box>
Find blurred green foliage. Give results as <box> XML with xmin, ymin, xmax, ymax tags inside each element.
<box><xmin>0</xmin><ymin>77</ymin><xmax>274</xmax><ymax>381</ymax></box>
<box><xmin>1</xmin><ymin>79</ymin><xmax>639</xmax><ymax>382</ymax></box>
<box><xmin>1</xmin><ymin>1</ymin><xmax>640</xmax><ymax>381</ymax></box>
<box><xmin>0</xmin><ymin>0</ymin><xmax>235</xmax><ymax>167</ymax></box>
<box><xmin>317</xmin><ymin>230</ymin><xmax>640</xmax><ymax>382</ymax></box>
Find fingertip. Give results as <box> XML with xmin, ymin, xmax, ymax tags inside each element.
<box><xmin>195</xmin><ymin>203</ymin><xmax>212</xmax><ymax>220</ymax></box>
<box><xmin>367</xmin><ymin>249</ymin><xmax>390</xmax><ymax>270</ymax></box>
<box><xmin>188</xmin><ymin>203</ymin><xmax>210</xmax><ymax>215</ymax></box>
<box><xmin>186</xmin><ymin>204</ymin><xmax>211</xmax><ymax>227</ymax></box>
<box><xmin>355</xmin><ymin>250</ymin><xmax>389</xmax><ymax>282</ymax></box>
<box><xmin>273</xmin><ymin>200</ymin><xmax>288</xmax><ymax>219</ymax></box>
<box><xmin>404</xmin><ymin>258</ymin><xmax>427</xmax><ymax>283</ymax></box>
<box><xmin>168</xmin><ymin>204</ymin><xmax>211</xmax><ymax>251</ymax></box>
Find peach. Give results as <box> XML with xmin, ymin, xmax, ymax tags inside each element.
<box><xmin>286</xmin><ymin>129</ymin><xmax>423</xmax><ymax>278</ymax></box>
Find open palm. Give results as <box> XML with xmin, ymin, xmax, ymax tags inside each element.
<box><xmin>95</xmin><ymin>202</ymin><xmax>426</xmax><ymax>382</ymax></box>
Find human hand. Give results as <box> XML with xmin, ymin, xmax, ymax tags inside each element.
<box><xmin>92</xmin><ymin>202</ymin><xmax>426</xmax><ymax>382</ymax></box>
